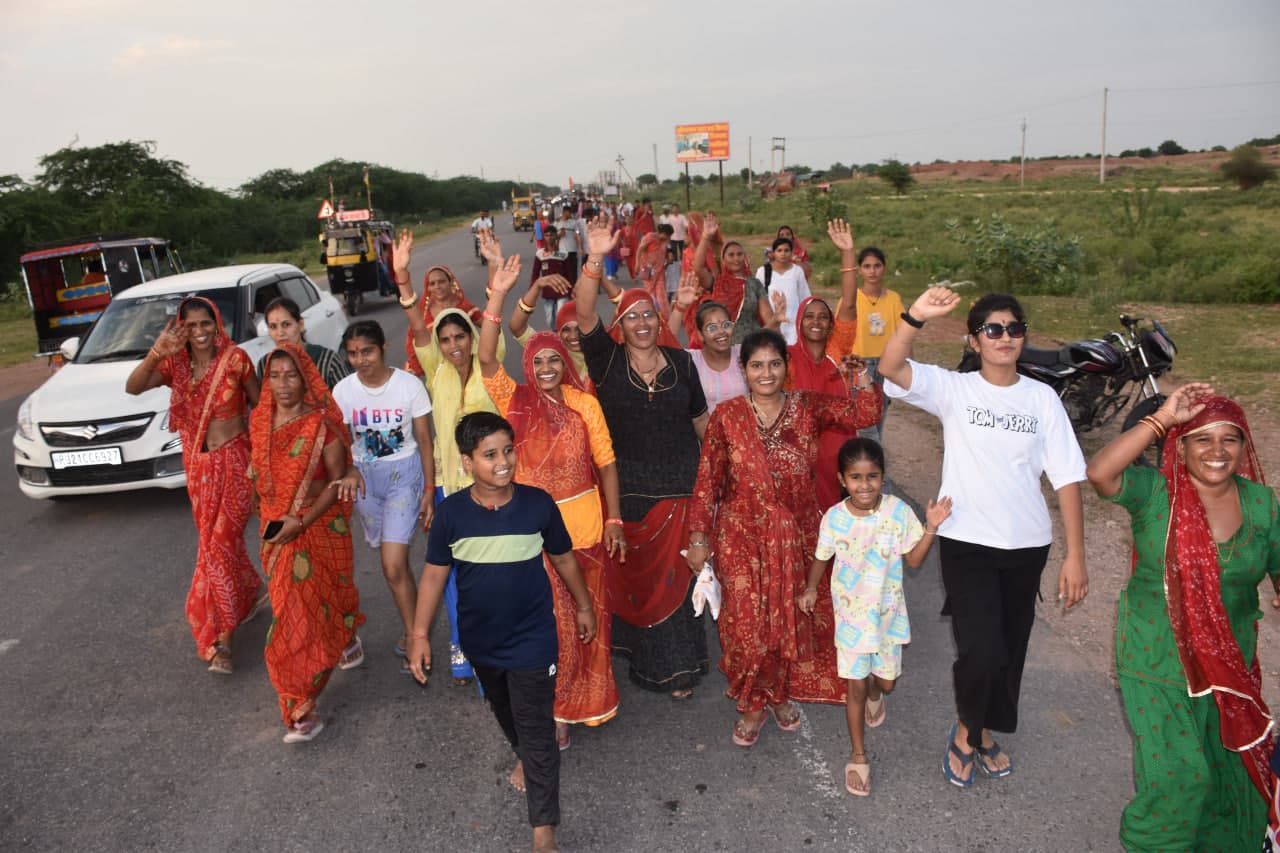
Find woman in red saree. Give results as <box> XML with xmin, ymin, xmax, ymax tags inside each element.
<box><xmin>402</xmin><ymin>264</ymin><xmax>482</xmax><ymax>378</ymax></box>
<box><xmin>688</xmin><ymin>328</ymin><xmax>882</xmax><ymax>746</ymax></box>
<box><xmin>251</xmin><ymin>344</ymin><xmax>364</xmax><ymax>742</ymax></box>
<box><xmin>674</xmin><ymin>212</ymin><xmax>778</xmax><ymax>348</ymax></box>
<box><xmin>785</xmin><ymin>219</ymin><xmax>865</xmax><ymax>509</ymax></box>
<box><xmin>127</xmin><ymin>296</ymin><xmax>262</xmax><ymax>674</ymax></box>
<box><xmin>479</xmin><ymin>258</ymin><xmax>624</xmax><ymax>745</ymax></box>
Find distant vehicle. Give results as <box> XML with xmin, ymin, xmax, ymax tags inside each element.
<box><xmin>13</xmin><ymin>264</ymin><xmax>347</xmax><ymax>499</ymax></box>
<box><xmin>20</xmin><ymin>236</ymin><xmax>184</xmax><ymax>362</ymax></box>
<box><xmin>320</xmin><ymin>210</ymin><xmax>395</xmax><ymax>316</ymax></box>
<box><xmin>512</xmin><ymin>194</ymin><xmax>535</xmax><ymax>231</ymax></box>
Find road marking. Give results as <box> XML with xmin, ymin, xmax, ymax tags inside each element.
<box><xmin>0</xmin><ymin>639</ymin><xmax>19</xmax><ymax>656</ymax></box>
<box><xmin>791</xmin><ymin>708</ymin><xmax>843</xmax><ymax>802</ymax></box>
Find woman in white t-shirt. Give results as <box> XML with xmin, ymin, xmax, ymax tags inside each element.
<box><xmin>755</xmin><ymin>237</ymin><xmax>811</xmax><ymax>345</ymax></box>
<box><xmin>878</xmin><ymin>288</ymin><xmax>1088</xmax><ymax>789</ymax></box>
<box><xmin>333</xmin><ymin>320</ymin><xmax>435</xmax><ymax>672</ymax></box>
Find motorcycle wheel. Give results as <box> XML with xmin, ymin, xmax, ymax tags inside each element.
<box><xmin>1121</xmin><ymin>394</ymin><xmax>1167</xmax><ymax>468</ymax></box>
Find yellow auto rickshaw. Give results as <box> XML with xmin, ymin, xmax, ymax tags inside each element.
<box><xmin>320</xmin><ymin>210</ymin><xmax>394</xmax><ymax>316</ymax></box>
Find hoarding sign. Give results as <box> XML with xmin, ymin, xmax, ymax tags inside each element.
<box><xmin>675</xmin><ymin>123</ymin><xmax>730</xmax><ymax>163</ymax></box>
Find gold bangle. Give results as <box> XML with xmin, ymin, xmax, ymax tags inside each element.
<box><xmin>609</xmin><ymin>291</ymin><xmax>624</xmax><ymax>305</ymax></box>
<box><xmin>399</xmin><ymin>295</ymin><xmax>419</xmax><ymax>310</ymax></box>
<box><xmin>840</xmin><ymin>267</ymin><xmax>855</xmax><ymax>272</ymax></box>
<box><xmin>516</xmin><ymin>299</ymin><xmax>535</xmax><ymax>314</ymax></box>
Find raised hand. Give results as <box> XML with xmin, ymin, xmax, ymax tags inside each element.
<box><xmin>907</xmin><ymin>285</ymin><xmax>962</xmax><ymax>321</ymax></box>
<box><xmin>828</xmin><ymin>218</ymin><xmax>855</xmax><ymax>252</ymax></box>
<box><xmin>392</xmin><ymin>228</ymin><xmax>414</xmax><ymax>283</ymax></box>
<box><xmin>153</xmin><ymin>315</ymin><xmax>187</xmax><ymax>357</ymax></box>
<box><xmin>703</xmin><ymin>212</ymin><xmax>720</xmax><ymax>239</ymax></box>
<box><xmin>479</xmin><ymin>229</ymin><xmax>503</xmax><ymax>265</ymax></box>
<box><xmin>770</xmin><ymin>289</ymin><xmax>788</xmax><ymax>318</ymax></box>
<box><xmin>674</xmin><ymin>272</ymin><xmax>700</xmax><ymax>310</ymax></box>
<box><xmin>924</xmin><ymin>496</ymin><xmax>953</xmax><ymax>532</ymax></box>
<box><xmin>537</xmin><ymin>273</ymin><xmax>572</xmax><ymax>297</ymax></box>
<box><xmin>1157</xmin><ymin>382</ymin><xmax>1214</xmax><ymax>425</ymax></box>
<box><xmin>490</xmin><ymin>254</ymin><xmax>522</xmax><ymax>295</ymax></box>
<box><xmin>586</xmin><ymin>216</ymin><xmax>621</xmax><ymax>256</ymax></box>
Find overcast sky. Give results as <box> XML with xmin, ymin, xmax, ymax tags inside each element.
<box><xmin>3</xmin><ymin>0</ymin><xmax>1278</xmax><ymax>191</ymax></box>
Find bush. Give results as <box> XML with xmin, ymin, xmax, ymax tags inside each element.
<box><xmin>1157</xmin><ymin>139</ymin><xmax>1187</xmax><ymax>156</ymax></box>
<box><xmin>1220</xmin><ymin>145</ymin><xmax>1276</xmax><ymax>190</ymax></box>
<box><xmin>803</xmin><ymin>187</ymin><xmax>848</xmax><ymax>228</ymax></box>
<box><xmin>878</xmin><ymin>160</ymin><xmax>914</xmax><ymax>195</ymax></box>
<box><xmin>945</xmin><ymin>213</ymin><xmax>1084</xmax><ymax>294</ymax></box>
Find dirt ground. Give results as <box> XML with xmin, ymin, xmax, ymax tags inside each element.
<box><xmin>6</xmin><ymin>328</ymin><xmax>1278</xmax><ymax>710</ymax></box>
<box><xmin>898</xmin><ymin>145</ymin><xmax>1280</xmax><ymax>184</ymax></box>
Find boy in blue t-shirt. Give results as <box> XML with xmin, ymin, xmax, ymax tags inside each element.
<box><xmin>407</xmin><ymin>412</ymin><xmax>596</xmax><ymax>853</ymax></box>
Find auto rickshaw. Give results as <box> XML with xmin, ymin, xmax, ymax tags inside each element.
<box><xmin>511</xmin><ymin>193</ymin><xmax>534</xmax><ymax>231</ymax></box>
<box><xmin>320</xmin><ymin>210</ymin><xmax>395</xmax><ymax>316</ymax></box>
<box><xmin>19</xmin><ymin>236</ymin><xmax>183</xmax><ymax>362</ymax></box>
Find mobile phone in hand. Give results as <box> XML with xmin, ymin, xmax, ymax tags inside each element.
<box><xmin>263</xmin><ymin>519</ymin><xmax>284</xmax><ymax>540</ymax></box>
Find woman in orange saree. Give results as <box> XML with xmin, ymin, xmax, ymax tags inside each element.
<box><xmin>479</xmin><ymin>257</ymin><xmax>624</xmax><ymax>748</ymax></box>
<box><xmin>251</xmin><ymin>343</ymin><xmax>364</xmax><ymax>743</ymax></box>
<box><xmin>402</xmin><ymin>264</ymin><xmax>482</xmax><ymax>378</ymax></box>
<box><xmin>688</xmin><ymin>329</ymin><xmax>882</xmax><ymax>747</ymax></box>
<box><xmin>127</xmin><ymin>296</ymin><xmax>262</xmax><ymax>674</ymax></box>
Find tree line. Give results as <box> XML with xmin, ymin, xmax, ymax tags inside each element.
<box><xmin>0</xmin><ymin>141</ymin><xmax>553</xmax><ymax>289</ymax></box>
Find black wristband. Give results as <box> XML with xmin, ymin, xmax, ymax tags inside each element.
<box><xmin>901</xmin><ymin>311</ymin><xmax>925</xmax><ymax>329</ymax></box>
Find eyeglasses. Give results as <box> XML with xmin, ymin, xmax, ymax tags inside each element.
<box><xmin>974</xmin><ymin>321</ymin><xmax>1028</xmax><ymax>340</ymax></box>
<box><xmin>702</xmin><ymin>321</ymin><xmax>734</xmax><ymax>333</ymax></box>
<box><xmin>622</xmin><ymin>310</ymin><xmax>657</xmax><ymax>322</ymax></box>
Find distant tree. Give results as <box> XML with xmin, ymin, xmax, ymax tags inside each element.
<box><xmin>677</xmin><ymin>173</ymin><xmax>690</xmax><ymax>186</ymax></box>
<box><xmin>739</xmin><ymin>167</ymin><xmax>751</xmax><ymax>182</ymax></box>
<box><xmin>1136</xmin><ymin>147</ymin><xmax>1156</xmax><ymax>159</ymax></box>
<box><xmin>878</xmin><ymin>159</ymin><xmax>914</xmax><ymax>194</ymax></box>
<box><xmin>1246</xmin><ymin>133</ymin><xmax>1280</xmax><ymax>147</ymax></box>
<box><xmin>1119</xmin><ymin>149</ymin><xmax>1136</xmax><ymax>158</ymax></box>
<box><xmin>1220</xmin><ymin>145</ymin><xmax>1276</xmax><ymax>190</ymax></box>
<box><xmin>784</xmin><ymin>164</ymin><xmax>811</xmax><ymax>175</ymax></box>
<box><xmin>1211</xmin><ymin>145</ymin><xmax>1227</xmax><ymax>152</ymax></box>
<box><xmin>636</xmin><ymin>173</ymin><xmax>658</xmax><ymax>187</ymax></box>
<box><xmin>692</xmin><ymin>174</ymin><xmax>707</xmax><ymax>186</ymax></box>
<box><xmin>1157</xmin><ymin>139</ymin><xmax>1187</xmax><ymax>156</ymax></box>
<box><xmin>36</xmin><ymin>140</ymin><xmax>194</xmax><ymax>203</ymax></box>
<box><xmin>240</xmin><ymin>168</ymin><xmax>310</xmax><ymax>201</ymax></box>
<box><xmin>827</xmin><ymin>162</ymin><xmax>853</xmax><ymax>179</ymax></box>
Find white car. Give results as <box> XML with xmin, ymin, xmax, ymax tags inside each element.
<box><xmin>13</xmin><ymin>263</ymin><xmax>347</xmax><ymax>499</ymax></box>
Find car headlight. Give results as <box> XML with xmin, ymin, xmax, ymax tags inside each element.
<box><xmin>16</xmin><ymin>396</ymin><xmax>35</xmax><ymax>442</ymax></box>
<box><xmin>160</xmin><ymin>410</ymin><xmax>170</xmax><ymax>432</ymax></box>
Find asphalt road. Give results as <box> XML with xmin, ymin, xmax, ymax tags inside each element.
<box><xmin>0</xmin><ymin>217</ymin><xmax>1137</xmax><ymax>852</ymax></box>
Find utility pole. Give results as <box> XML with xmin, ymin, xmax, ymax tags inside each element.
<box><xmin>771</xmin><ymin>137</ymin><xmax>786</xmax><ymax>173</ymax></box>
<box><xmin>1019</xmin><ymin>118</ymin><xmax>1026</xmax><ymax>189</ymax></box>
<box><xmin>1099</xmin><ymin>87</ymin><xmax>1108</xmax><ymax>185</ymax></box>
<box><xmin>748</xmin><ymin>136</ymin><xmax>754</xmax><ymax>189</ymax></box>
<box><xmin>652</xmin><ymin>143</ymin><xmax>659</xmax><ymax>183</ymax></box>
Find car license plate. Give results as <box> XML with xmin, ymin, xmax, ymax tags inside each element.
<box><xmin>51</xmin><ymin>447</ymin><xmax>123</xmax><ymax>469</ymax></box>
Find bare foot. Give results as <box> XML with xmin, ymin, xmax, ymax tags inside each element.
<box><xmin>555</xmin><ymin>722</ymin><xmax>570</xmax><ymax>751</ymax></box>
<box><xmin>532</xmin><ymin>824</ymin><xmax>559</xmax><ymax>852</ymax></box>
<box><xmin>509</xmin><ymin>760</ymin><xmax>526</xmax><ymax>793</ymax></box>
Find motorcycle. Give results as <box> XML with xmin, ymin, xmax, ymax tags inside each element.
<box><xmin>959</xmin><ymin>313</ymin><xmax>1177</xmax><ymax>464</ymax></box>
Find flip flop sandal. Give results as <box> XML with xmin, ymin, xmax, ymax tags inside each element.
<box><xmin>732</xmin><ymin>716</ymin><xmax>764</xmax><ymax>747</ymax></box>
<box><xmin>207</xmin><ymin>644</ymin><xmax>233</xmax><ymax>676</ymax></box>
<box><xmin>769</xmin><ymin>702</ymin><xmax>803</xmax><ymax>732</ymax></box>
<box><xmin>865</xmin><ymin>695</ymin><xmax>886</xmax><ymax>729</ymax></box>
<box><xmin>942</xmin><ymin>723</ymin><xmax>975</xmax><ymax>788</ymax></box>
<box><xmin>338</xmin><ymin>636</ymin><xmax>364</xmax><ymax>671</ymax></box>
<box><xmin>283</xmin><ymin>717</ymin><xmax>325</xmax><ymax>743</ymax></box>
<box><xmin>845</xmin><ymin>759</ymin><xmax>871</xmax><ymax>797</ymax></box>
<box><xmin>976</xmin><ymin>741</ymin><xmax>1014</xmax><ymax>778</ymax></box>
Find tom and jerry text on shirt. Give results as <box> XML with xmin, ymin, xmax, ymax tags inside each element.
<box><xmin>966</xmin><ymin>406</ymin><xmax>1038</xmax><ymax>434</ymax></box>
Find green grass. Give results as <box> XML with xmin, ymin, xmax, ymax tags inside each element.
<box><xmin>0</xmin><ymin>216</ymin><xmax>474</xmax><ymax>368</ymax></box>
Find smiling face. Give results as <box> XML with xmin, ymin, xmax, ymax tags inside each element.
<box><xmin>970</xmin><ymin>308</ymin><xmax>1024</xmax><ymax>370</ymax></box>
<box><xmin>839</xmin><ymin>458</ymin><xmax>884</xmax><ymax>513</ymax></box>
<box><xmin>619</xmin><ymin>299</ymin><xmax>659</xmax><ymax>350</ymax></box>
<box><xmin>182</xmin><ymin>305</ymin><xmax>217</xmax><ymax>355</ymax></box>
<box><xmin>426</xmin><ymin>269</ymin><xmax>454</xmax><ymax>304</ymax></box>
<box><xmin>531</xmin><ymin>348</ymin><xmax>566</xmax><ymax>393</ymax></box>
<box><xmin>743</xmin><ymin>342</ymin><xmax>787</xmax><ymax>398</ymax></box>
<box><xmin>436</xmin><ymin>320</ymin><xmax>473</xmax><ymax>370</ymax></box>
<box><xmin>267</xmin><ymin>352</ymin><xmax>304</xmax><ymax>409</ymax></box>
<box><xmin>722</xmin><ymin>243</ymin><xmax>747</xmax><ymax>274</ymax></box>
<box><xmin>462</xmin><ymin>431</ymin><xmax>517</xmax><ymax>489</ymax></box>
<box><xmin>1179</xmin><ymin>423</ymin><xmax>1244</xmax><ymax>489</ymax></box>
<box><xmin>699</xmin><ymin>307</ymin><xmax>733</xmax><ymax>354</ymax></box>
<box><xmin>800</xmin><ymin>300</ymin><xmax>833</xmax><ymax>345</ymax></box>
<box><xmin>344</xmin><ymin>335</ymin><xmax>386</xmax><ymax>381</ymax></box>
<box><xmin>558</xmin><ymin>321</ymin><xmax>581</xmax><ymax>352</ymax></box>
<box><xmin>265</xmin><ymin>306</ymin><xmax>304</xmax><ymax>347</ymax></box>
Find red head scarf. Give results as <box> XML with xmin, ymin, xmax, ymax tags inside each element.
<box><xmin>164</xmin><ymin>295</ymin><xmax>234</xmax><ymax>440</ymax></box>
<box><xmin>1160</xmin><ymin>395</ymin><xmax>1273</xmax><ymax>801</ymax></box>
<box><xmin>506</xmin><ymin>332</ymin><xmax>596</xmax><ymax>501</ymax></box>
<box><xmin>607</xmin><ymin>288</ymin><xmax>680</xmax><ymax>348</ymax></box>
<box><xmin>786</xmin><ymin>297</ymin><xmax>844</xmax><ymax>396</ymax></box>
<box><xmin>556</xmin><ymin>300</ymin><xmax>579</xmax><ymax>332</ymax></box>
<box><xmin>250</xmin><ymin>343</ymin><xmax>351</xmax><ymax>506</ymax></box>
<box><xmin>778</xmin><ymin>226</ymin><xmax>807</xmax><ymax>262</ymax></box>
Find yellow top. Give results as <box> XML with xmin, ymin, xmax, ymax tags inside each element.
<box><xmin>851</xmin><ymin>288</ymin><xmax>905</xmax><ymax>359</ymax></box>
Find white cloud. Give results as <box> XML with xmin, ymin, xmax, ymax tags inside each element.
<box><xmin>111</xmin><ymin>37</ymin><xmax>228</xmax><ymax>70</ymax></box>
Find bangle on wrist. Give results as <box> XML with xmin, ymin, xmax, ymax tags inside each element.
<box><xmin>924</xmin><ymin>526</ymin><xmax>938</xmax><ymax>535</ymax></box>
<box><xmin>900</xmin><ymin>311</ymin><xmax>925</xmax><ymax>329</ymax></box>
<box><xmin>409</xmin><ymin>632</ymin><xmax>427</xmax><ymax>640</ymax></box>
<box><xmin>516</xmin><ymin>299</ymin><xmax>535</xmax><ymax>314</ymax></box>
<box><xmin>395</xmin><ymin>274</ymin><xmax>410</xmax><ymax>286</ymax></box>
<box><xmin>399</xmin><ymin>294</ymin><xmax>419</xmax><ymax>310</ymax></box>
<box><xmin>688</xmin><ymin>540</ymin><xmax>710</xmax><ymax>548</ymax></box>
<box><xmin>609</xmin><ymin>291</ymin><xmax>624</xmax><ymax>305</ymax></box>
<box><xmin>840</xmin><ymin>266</ymin><xmax>855</xmax><ymax>273</ymax></box>
<box><xmin>576</xmin><ymin>604</ymin><xmax>593</xmax><ymax>613</ymax></box>
<box><xmin>481</xmin><ymin>311</ymin><xmax>503</xmax><ymax>325</ymax></box>
<box><xmin>605</xmin><ymin>518</ymin><xmax>623</xmax><ymax>527</ymax></box>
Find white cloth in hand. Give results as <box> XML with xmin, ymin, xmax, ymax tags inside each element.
<box><xmin>690</xmin><ymin>562</ymin><xmax>722</xmax><ymax>620</ymax></box>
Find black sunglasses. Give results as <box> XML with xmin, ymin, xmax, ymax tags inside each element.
<box><xmin>974</xmin><ymin>321</ymin><xmax>1028</xmax><ymax>340</ymax></box>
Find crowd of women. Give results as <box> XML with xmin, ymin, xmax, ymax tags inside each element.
<box><xmin>125</xmin><ymin>208</ymin><xmax>1279</xmax><ymax>852</ymax></box>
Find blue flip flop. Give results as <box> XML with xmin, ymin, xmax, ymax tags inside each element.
<box><xmin>976</xmin><ymin>741</ymin><xmax>1014</xmax><ymax>778</ymax></box>
<box><xmin>943</xmin><ymin>723</ymin><xmax>975</xmax><ymax>788</ymax></box>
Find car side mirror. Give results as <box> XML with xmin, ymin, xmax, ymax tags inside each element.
<box><xmin>59</xmin><ymin>337</ymin><xmax>80</xmax><ymax>361</ymax></box>
<box><xmin>255</xmin><ymin>314</ymin><xmax>268</xmax><ymax>338</ymax></box>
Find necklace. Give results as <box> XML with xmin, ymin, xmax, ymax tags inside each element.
<box><xmin>627</xmin><ymin>350</ymin><xmax>670</xmax><ymax>402</ymax></box>
<box><xmin>861</xmin><ymin>288</ymin><xmax>883</xmax><ymax>307</ymax></box>
<box><xmin>749</xmin><ymin>392</ymin><xmax>785</xmax><ymax>430</ymax></box>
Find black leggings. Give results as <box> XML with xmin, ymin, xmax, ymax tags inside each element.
<box><xmin>474</xmin><ymin>663</ymin><xmax>560</xmax><ymax>828</ymax></box>
<box><xmin>939</xmin><ymin>537</ymin><xmax>1050</xmax><ymax>749</ymax></box>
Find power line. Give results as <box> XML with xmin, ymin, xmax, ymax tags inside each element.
<box><xmin>1113</xmin><ymin>80</ymin><xmax>1280</xmax><ymax>93</ymax></box>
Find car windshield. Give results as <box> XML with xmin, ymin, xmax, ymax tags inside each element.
<box><xmin>74</xmin><ymin>290</ymin><xmax>240</xmax><ymax>363</ymax></box>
